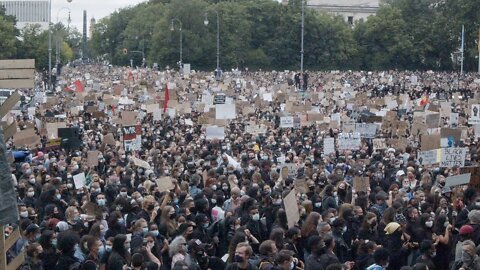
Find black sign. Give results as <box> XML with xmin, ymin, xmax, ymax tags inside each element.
<box><xmin>214</xmin><ymin>94</ymin><xmax>226</xmax><ymax>105</ymax></box>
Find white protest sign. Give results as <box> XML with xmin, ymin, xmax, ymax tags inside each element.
<box><xmin>280</xmin><ymin>117</ymin><xmax>294</xmax><ymax>128</ymax></box>
<box><xmin>206</xmin><ymin>126</ymin><xmax>225</xmax><ymax>140</ymax></box>
<box><xmin>338</xmin><ymin>133</ymin><xmax>361</xmax><ymax>150</ymax></box>
<box><xmin>440</xmin><ymin>148</ymin><xmax>467</xmax><ymax>168</ymax></box>
<box><xmin>73</xmin><ymin>172</ymin><xmax>86</xmax><ymax>189</ymax></box>
<box><xmin>450</xmin><ymin>112</ymin><xmax>459</xmax><ymax>126</ymax></box>
<box><xmin>418</xmin><ymin>149</ymin><xmax>441</xmax><ymax>165</ymax></box>
<box><xmin>355</xmin><ymin>123</ymin><xmax>377</xmax><ymax>138</ymax></box>
<box><xmin>469</xmin><ymin>104</ymin><xmax>480</xmax><ymax>124</ymax></box>
<box><xmin>262</xmin><ymin>93</ymin><xmax>273</xmax><ymax>102</ymax></box>
<box><xmin>323</xmin><ymin>137</ymin><xmax>335</xmax><ymax>155</ymax></box>
<box><xmin>445</xmin><ymin>173</ymin><xmax>471</xmax><ymax>188</ymax></box>
<box><xmin>131</xmin><ymin>157</ymin><xmax>152</xmax><ymax>170</ymax></box>
<box><xmin>215</xmin><ymin>104</ymin><xmax>236</xmax><ymax>119</ymax></box>
<box><xmin>153</xmin><ymin>109</ymin><xmax>162</xmax><ymax>121</ymax></box>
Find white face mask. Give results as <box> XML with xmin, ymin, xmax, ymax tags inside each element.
<box><xmin>252</xmin><ymin>213</ymin><xmax>260</xmax><ymax>221</ymax></box>
<box><xmin>425</xmin><ymin>221</ymin><xmax>433</xmax><ymax>228</ymax></box>
<box><xmin>20</xmin><ymin>211</ymin><xmax>29</xmax><ymax>218</ymax></box>
<box><xmin>27</xmin><ymin>191</ymin><xmax>35</xmax><ymax>197</ymax></box>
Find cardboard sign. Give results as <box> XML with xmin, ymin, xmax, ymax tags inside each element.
<box><xmin>121</xmin><ymin>111</ymin><xmax>138</xmax><ymax>126</ymax></box>
<box><xmin>338</xmin><ymin>133</ymin><xmax>361</xmax><ymax>150</ymax></box>
<box><xmin>87</xmin><ymin>151</ymin><xmax>100</xmax><ymax>167</ymax></box>
<box><xmin>13</xmin><ymin>128</ymin><xmax>40</xmax><ymax>147</ymax></box>
<box><xmin>440</xmin><ymin>147</ymin><xmax>467</xmax><ymax>168</ymax></box>
<box><xmin>445</xmin><ymin>173</ymin><xmax>471</xmax><ymax>188</ymax></box>
<box><xmin>156</xmin><ymin>176</ymin><xmax>175</xmax><ymax>192</ymax></box>
<box><xmin>418</xmin><ymin>149</ymin><xmax>441</xmax><ymax>165</ymax></box>
<box><xmin>355</xmin><ymin>123</ymin><xmax>377</xmax><ymax>138</ymax></box>
<box><xmin>353</xmin><ymin>176</ymin><xmax>370</xmax><ymax>192</ymax></box>
<box><xmin>73</xmin><ymin>172</ymin><xmax>86</xmax><ymax>189</ymax></box>
<box><xmin>131</xmin><ymin>157</ymin><xmax>151</xmax><ymax>169</ymax></box>
<box><xmin>284</xmin><ymin>190</ymin><xmax>300</xmax><ymax>229</ymax></box>
<box><xmin>103</xmin><ymin>133</ymin><xmax>116</xmax><ymax>145</ymax></box>
<box><xmin>426</xmin><ymin>113</ymin><xmax>440</xmax><ymax>129</ymax></box>
<box><xmin>421</xmin><ymin>134</ymin><xmax>440</xmax><ymax>151</ymax></box>
<box><xmin>323</xmin><ymin>137</ymin><xmax>335</xmax><ymax>155</ymax></box>
<box><xmin>373</xmin><ymin>138</ymin><xmax>387</xmax><ymax>151</ymax></box>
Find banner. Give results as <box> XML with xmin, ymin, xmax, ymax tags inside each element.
<box><xmin>123</xmin><ymin>125</ymin><xmax>141</xmax><ymax>151</ymax></box>
<box><xmin>355</xmin><ymin>123</ymin><xmax>377</xmax><ymax>138</ymax></box>
<box><xmin>418</xmin><ymin>149</ymin><xmax>441</xmax><ymax>165</ymax></box>
<box><xmin>280</xmin><ymin>117</ymin><xmax>294</xmax><ymax>128</ymax></box>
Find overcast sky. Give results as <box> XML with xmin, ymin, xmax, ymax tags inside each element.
<box><xmin>52</xmin><ymin>0</ymin><xmax>146</xmax><ymax>34</ymax></box>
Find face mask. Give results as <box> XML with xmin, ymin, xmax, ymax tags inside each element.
<box><xmin>475</xmin><ymin>202</ymin><xmax>480</xmax><ymax>207</ymax></box>
<box><xmin>330</xmin><ymin>217</ymin><xmax>336</xmax><ymax>223</ymax></box>
<box><xmin>444</xmin><ymin>221</ymin><xmax>450</xmax><ymax>227</ymax></box>
<box><xmin>274</xmin><ymin>199</ymin><xmax>282</xmax><ymax>205</ymax></box>
<box><xmin>252</xmin><ymin>213</ymin><xmax>260</xmax><ymax>221</ymax></box>
<box><xmin>211</xmin><ymin>185</ymin><xmax>217</xmax><ymax>191</ymax></box>
<box><xmin>20</xmin><ymin>211</ymin><xmax>29</xmax><ymax>218</ymax></box>
<box><xmin>52</xmin><ymin>239</ymin><xmax>57</xmax><ymax>247</ymax></box>
<box><xmin>151</xmin><ymin>230</ymin><xmax>159</xmax><ymax>237</ymax></box>
<box><xmin>120</xmin><ymin>192</ymin><xmax>128</xmax><ymax>197</ymax></box>
<box><xmin>56</xmin><ymin>194</ymin><xmax>61</xmax><ymax>200</ymax></box>
<box><xmin>431</xmin><ymin>251</ymin><xmax>437</xmax><ymax>257</ymax></box>
<box><xmin>333</xmin><ymin>192</ymin><xmax>338</xmax><ymax>197</ymax></box>
<box><xmin>27</xmin><ymin>191</ymin><xmax>35</xmax><ymax>197</ymax></box>
<box><xmin>222</xmin><ymin>186</ymin><xmax>229</xmax><ymax>191</ymax></box>
<box><xmin>203</xmin><ymin>223</ymin><xmax>209</xmax><ymax>229</ymax></box>
<box><xmin>342</xmin><ymin>226</ymin><xmax>347</xmax><ymax>233</ymax></box>
<box><xmin>66</xmin><ymin>183</ymin><xmax>73</xmax><ymax>189</ymax></box>
<box><xmin>240</xmin><ymin>190</ymin><xmax>245</xmax><ymax>196</ymax></box>
<box><xmin>105</xmin><ymin>245</ymin><xmax>112</xmax><ymax>252</ymax></box>
<box><xmin>425</xmin><ymin>221</ymin><xmax>433</xmax><ymax>228</ymax></box>
<box><xmin>142</xmin><ymin>228</ymin><xmax>148</xmax><ymax>234</ymax></box>
<box><xmin>234</xmin><ymin>255</ymin><xmax>244</xmax><ymax>263</ymax></box>
<box><xmin>96</xmin><ymin>188</ymin><xmax>101</xmax><ymax>193</ymax></box>
<box><xmin>25</xmin><ymin>169</ymin><xmax>32</xmax><ymax>175</ymax></box>
<box><xmin>463</xmin><ymin>251</ymin><xmax>473</xmax><ymax>264</ymax></box>
<box><xmin>97</xmin><ymin>199</ymin><xmax>106</xmax><ymax>206</ymax></box>
<box><xmin>211</xmin><ymin>199</ymin><xmax>217</xmax><ymax>205</ymax></box>
<box><xmin>315</xmin><ymin>202</ymin><xmax>322</xmax><ymax>208</ymax></box>
<box><xmin>98</xmin><ymin>245</ymin><xmax>105</xmax><ymax>258</ymax></box>
<box><xmin>29</xmin><ymin>178</ymin><xmax>35</xmax><ymax>184</ymax></box>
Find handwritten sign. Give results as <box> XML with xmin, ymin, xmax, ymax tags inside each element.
<box><xmin>440</xmin><ymin>147</ymin><xmax>467</xmax><ymax>168</ymax></box>
<box><xmin>355</xmin><ymin>123</ymin><xmax>377</xmax><ymax>138</ymax></box>
<box><xmin>280</xmin><ymin>117</ymin><xmax>294</xmax><ymax>128</ymax></box>
<box><xmin>338</xmin><ymin>133</ymin><xmax>361</xmax><ymax>150</ymax></box>
<box><xmin>323</xmin><ymin>137</ymin><xmax>335</xmax><ymax>155</ymax></box>
<box><xmin>284</xmin><ymin>190</ymin><xmax>300</xmax><ymax>228</ymax></box>
<box><xmin>373</xmin><ymin>138</ymin><xmax>387</xmax><ymax>151</ymax></box>
<box><xmin>418</xmin><ymin>149</ymin><xmax>441</xmax><ymax>165</ymax></box>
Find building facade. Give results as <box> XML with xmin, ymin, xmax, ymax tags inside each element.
<box><xmin>0</xmin><ymin>0</ymin><xmax>49</xmax><ymax>29</ymax></box>
<box><xmin>307</xmin><ymin>0</ymin><xmax>380</xmax><ymax>24</ymax></box>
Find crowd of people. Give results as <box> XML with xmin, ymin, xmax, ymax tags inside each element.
<box><xmin>6</xmin><ymin>64</ymin><xmax>480</xmax><ymax>270</ymax></box>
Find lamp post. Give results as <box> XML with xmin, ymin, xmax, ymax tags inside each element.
<box><xmin>204</xmin><ymin>10</ymin><xmax>220</xmax><ymax>77</ymax></box>
<box><xmin>48</xmin><ymin>0</ymin><xmax>72</xmax><ymax>91</ymax></box>
<box><xmin>300</xmin><ymin>0</ymin><xmax>305</xmax><ymax>76</ymax></box>
<box><xmin>170</xmin><ymin>18</ymin><xmax>183</xmax><ymax>70</ymax></box>
<box><xmin>56</xmin><ymin>7</ymin><xmax>71</xmax><ymax>72</ymax></box>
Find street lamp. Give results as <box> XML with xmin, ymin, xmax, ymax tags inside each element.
<box><xmin>204</xmin><ymin>10</ymin><xmax>220</xmax><ymax>77</ymax></box>
<box><xmin>56</xmin><ymin>7</ymin><xmax>71</xmax><ymax>72</ymax></box>
<box><xmin>170</xmin><ymin>18</ymin><xmax>183</xmax><ymax>70</ymax></box>
<box><xmin>48</xmin><ymin>0</ymin><xmax>72</xmax><ymax>91</ymax></box>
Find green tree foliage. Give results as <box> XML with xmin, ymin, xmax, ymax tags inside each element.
<box><xmin>0</xmin><ymin>6</ymin><xmax>18</xmax><ymax>59</ymax></box>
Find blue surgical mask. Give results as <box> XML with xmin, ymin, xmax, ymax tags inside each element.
<box><xmin>151</xmin><ymin>230</ymin><xmax>159</xmax><ymax>237</ymax></box>
<box><xmin>97</xmin><ymin>199</ymin><xmax>106</xmax><ymax>206</ymax></box>
<box><xmin>52</xmin><ymin>239</ymin><xmax>57</xmax><ymax>247</ymax></box>
<box><xmin>98</xmin><ymin>245</ymin><xmax>105</xmax><ymax>258</ymax></box>
<box><xmin>143</xmin><ymin>227</ymin><xmax>148</xmax><ymax>234</ymax></box>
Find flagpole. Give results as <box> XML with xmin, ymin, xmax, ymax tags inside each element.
<box><xmin>461</xmin><ymin>25</ymin><xmax>465</xmax><ymax>75</ymax></box>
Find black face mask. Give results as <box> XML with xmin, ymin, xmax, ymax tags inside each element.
<box><xmin>147</xmin><ymin>204</ymin><xmax>155</xmax><ymax>211</ymax></box>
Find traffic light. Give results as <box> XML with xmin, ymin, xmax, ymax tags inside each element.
<box><xmin>123</xmin><ymin>48</ymin><xmax>128</xmax><ymax>55</ymax></box>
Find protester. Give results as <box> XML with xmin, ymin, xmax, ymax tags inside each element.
<box><xmin>5</xmin><ymin>65</ymin><xmax>480</xmax><ymax>270</ymax></box>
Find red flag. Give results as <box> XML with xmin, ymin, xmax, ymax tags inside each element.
<box><xmin>163</xmin><ymin>84</ymin><xmax>169</xmax><ymax>113</ymax></box>
<box><xmin>65</xmin><ymin>80</ymin><xmax>84</xmax><ymax>93</ymax></box>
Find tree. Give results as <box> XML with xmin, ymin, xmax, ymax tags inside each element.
<box><xmin>0</xmin><ymin>6</ymin><xmax>18</xmax><ymax>59</ymax></box>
